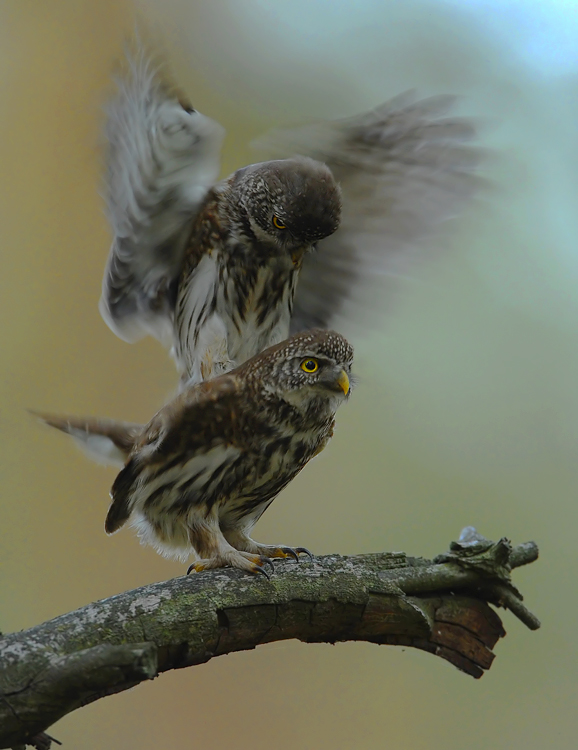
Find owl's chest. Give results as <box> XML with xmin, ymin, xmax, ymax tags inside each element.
<box><xmin>220</xmin><ymin>257</ymin><xmax>297</xmax><ymax>362</ymax></box>
<box><xmin>175</xmin><ymin>225</ymin><xmax>301</xmax><ymax>381</ymax></box>
<box><xmin>219</xmin><ymin>416</ymin><xmax>335</xmax><ymax>524</ymax></box>
<box><xmin>178</xmin><ymin>246</ymin><xmax>296</xmax><ymax>341</ymax></box>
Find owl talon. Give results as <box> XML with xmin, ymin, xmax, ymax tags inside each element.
<box><xmin>278</xmin><ymin>546</ymin><xmax>299</xmax><ymax>562</ymax></box>
<box><xmin>187</xmin><ymin>554</ymin><xmax>273</xmax><ymax>577</ymax></box>
<box><xmin>238</xmin><ymin>543</ymin><xmax>314</xmax><ymax>562</ymax></box>
<box><xmin>252</xmin><ymin>563</ymin><xmax>271</xmax><ymax>580</ymax></box>
<box><xmin>258</xmin><ymin>556</ymin><xmax>275</xmax><ymax>573</ymax></box>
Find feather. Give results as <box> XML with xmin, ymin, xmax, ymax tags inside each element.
<box><xmin>253</xmin><ymin>93</ymin><xmax>485</xmax><ymax>332</ymax></box>
<box><xmin>99</xmin><ymin>45</ymin><xmax>225</xmax><ymax>344</ymax></box>
<box><xmin>107</xmin><ymin>458</ymin><xmax>139</xmax><ymax>533</ymax></box>
<box><xmin>32</xmin><ymin>412</ymin><xmax>142</xmax><ymax>467</ymax></box>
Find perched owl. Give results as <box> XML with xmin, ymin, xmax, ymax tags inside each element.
<box><xmin>37</xmin><ymin>330</ymin><xmax>353</xmax><ymax>575</ymax></box>
<box><xmin>99</xmin><ymin>47</ymin><xmax>480</xmax><ymax>384</ymax></box>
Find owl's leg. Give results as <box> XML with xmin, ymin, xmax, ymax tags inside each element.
<box><xmin>223</xmin><ymin>529</ymin><xmax>313</xmax><ymax>563</ymax></box>
<box><xmin>197</xmin><ymin>318</ymin><xmax>235</xmax><ymax>381</ymax></box>
<box><xmin>186</xmin><ymin>518</ymin><xmax>274</xmax><ymax>577</ymax></box>
<box><xmin>175</xmin><ymin>311</ymin><xmax>235</xmax><ymax>386</ymax></box>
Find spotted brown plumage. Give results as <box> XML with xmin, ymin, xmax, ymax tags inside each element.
<box><xmin>169</xmin><ymin>158</ymin><xmax>341</xmax><ymax>383</ymax></box>
<box><xmin>37</xmin><ymin>330</ymin><xmax>353</xmax><ymax>575</ymax></box>
<box><xmin>99</xmin><ymin>46</ymin><xmax>481</xmax><ymax>385</ymax></box>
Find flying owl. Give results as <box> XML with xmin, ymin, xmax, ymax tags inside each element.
<box><xmin>99</xmin><ymin>47</ymin><xmax>480</xmax><ymax>384</ymax></box>
<box><xmin>37</xmin><ymin>330</ymin><xmax>353</xmax><ymax>575</ymax></box>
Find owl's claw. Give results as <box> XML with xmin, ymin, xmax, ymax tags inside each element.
<box><xmin>275</xmin><ymin>546</ymin><xmax>314</xmax><ymax>562</ymax></box>
<box><xmin>186</xmin><ymin>561</ymin><xmax>206</xmax><ymax>575</ymax></box>
<box><xmin>276</xmin><ymin>546</ymin><xmax>299</xmax><ymax>561</ymax></box>
<box><xmin>251</xmin><ymin>561</ymin><xmax>272</xmax><ymax>579</ymax></box>
<box><xmin>240</xmin><ymin>544</ymin><xmax>315</xmax><ymax>563</ymax></box>
<box><xmin>186</xmin><ymin>552</ymin><xmax>274</xmax><ymax>577</ymax></box>
<box><xmin>240</xmin><ymin>553</ymin><xmax>274</xmax><ymax>578</ymax></box>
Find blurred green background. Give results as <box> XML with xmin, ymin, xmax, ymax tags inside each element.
<box><xmin>1</xmin><ymin>1</ymin><xmax>577</xmax><ymax>748</ymax></box>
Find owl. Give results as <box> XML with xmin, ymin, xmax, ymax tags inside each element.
<box><xmin>99</xmin><ymin>47</ymin><xmax>480</xmax><ymax>384</ymax></box>
<box><xmin>37</xmin><ymin>330</ymin><xmax>353</xmax><ymax>575</ymax></box>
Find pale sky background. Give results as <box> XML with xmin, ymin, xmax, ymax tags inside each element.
<box><xmin>1</xmin><ymin>1</ymin><xmax>577</xmax><ymax>749</ymax></box>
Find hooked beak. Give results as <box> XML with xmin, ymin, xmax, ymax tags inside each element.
<box><xmin>316</xmin><ymin>367</ymin><xmax>351</xmax><ymax>398</ymax></box>
<box><xmin>336</xmin><ymin>369</ymin><xmax>350</xmax><ymax>396</ymax></box>
<box><xmin>291</xmin><ymin>247</ymin><xmax>307</xmax><ymax>267</ymax></box>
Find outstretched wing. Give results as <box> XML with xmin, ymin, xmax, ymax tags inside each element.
<box><xmin>254</xmin><ymin>93</ymin><xmax>483</xmax><ymax>332</ymax></box>
<box><xmin>99</xmin><ymin>48</ymin><xmax>225</xmax><ymax>344</ymax></box>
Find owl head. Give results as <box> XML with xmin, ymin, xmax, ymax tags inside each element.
<box><xmin>232</xmin><ymin>158</ymin><xmax>342</xmax><ymax>256</ymax></box>
<box><xmin>241</xmin><ymin>329</ymin><xmax>353</xmax><ymax>410</ymax></box>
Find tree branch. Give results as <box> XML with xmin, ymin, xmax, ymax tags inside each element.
<box><xmin>0</xmin><ymin>528</ymin><xmax>539</xmax><ymax>750</ymax></box>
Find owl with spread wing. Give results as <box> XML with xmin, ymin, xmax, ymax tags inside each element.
<box><xmin>99</xmin><ymin>48</ymin><xmax>481</xmax><ymax>384</ymax></box>
<box><xmin>37</xmin><ymin>330</ymin><xmax>353</xmax><ymax>575</ymax></box>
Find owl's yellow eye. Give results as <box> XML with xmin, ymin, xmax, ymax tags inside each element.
<box><xmin>300</xmin><ymin>358</ymin><xmax>319</xmax><ymax>373</ymax></box>
<box><xmin>272</xmin><ymin>215</ymin><xmax>286</xmax><ymax>230</ymax></box>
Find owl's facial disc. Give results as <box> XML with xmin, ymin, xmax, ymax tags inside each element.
<box><xmin>240</xmin><ymin>158</ymin><xmax>341</xmax><ymax>254</ymax></box>
<box><xmin>246</xmin><ymin>329</ymin><xmax>354</xmax><ymax>409</ymax></box>
<box><xmin>298</xmin><ymin>357</ymin><xmax>348</xmax><ymax>395</ymax></box>
<box><xmin>284</xmin><ymin>356</ymin><xmax>351</xmax><ymax>404</ymax></box>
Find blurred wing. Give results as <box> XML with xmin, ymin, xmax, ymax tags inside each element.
<box><xmin>100</xmin><ymin>48</ymin><xmax>225</xmax><ymax>344</ymax></box>
<box><xmin>254</xmin><ymin>93</ymin><xmax>483</xmax><ymax>332</ymax></box>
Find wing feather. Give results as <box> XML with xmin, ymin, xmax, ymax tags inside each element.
<box><xmin>254</xmin><ymin>93</ymin><xmax>484</xmax><ymax>332</ymax></box>
<box><xmin>107</xmin><ymin>459</ymin><xmax>137</xmax><ymax>533</ymax></box>
<box><xmin>107</xmin><ymin>374</ymin><xmax>242</xmax><ymax>531</ymax></box>
<box><xmin>33</xmin><ymin>411</ymin><xmax>143</xmax><ymax>467</ymax></box>
<box><xmin>99</xmin><ymin>47</ymin><xmax>225</xmax><ymax>343</ymax></box>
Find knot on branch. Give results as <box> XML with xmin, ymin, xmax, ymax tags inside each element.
<box><xmin>434</xmin><ymin>527</ymin><xmax>540</xmax><ymax>631</ymax></box>
<box><xmin>435</xmin><ymin>527</ymin><xmax>514</xmax><ymax>578</ymax></box>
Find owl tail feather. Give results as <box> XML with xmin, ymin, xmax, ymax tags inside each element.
<box><xmin>32</xmin><ymin>411</ymin><xmax>143</xmax><ymax>467</ymax></box>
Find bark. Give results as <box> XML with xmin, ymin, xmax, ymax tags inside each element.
<box><xmin>0</xmin><ymin>528</ymin><xmax>539</xmax><ymax>750</ymax></box>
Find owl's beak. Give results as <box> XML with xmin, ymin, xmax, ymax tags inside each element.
<box><xmin>336</xmin><ymin>369</ymin><xmax>350</xmax><ymax>396</ymax></box>
<box><xmin>319</xmin><ymin>367</ymin><xmax>350</xmax><ymax>397</ymax></box>
<box><xmin>291</xmin><ymin>247</ymin><xmax>306</xmax><ymax>267</ymax></box>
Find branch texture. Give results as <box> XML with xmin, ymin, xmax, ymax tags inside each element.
<box><xmin>0</xmin><ymin>528</ymin><xmax>539</xmax><ymax>750</ymax></box>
